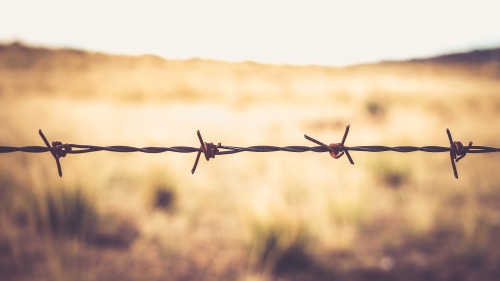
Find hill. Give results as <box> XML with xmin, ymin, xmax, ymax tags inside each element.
<box><xmin>408</xmin><ymin>48</ymin><xmax>500</xmax><ymax>66</ymax></box>
<box><xmin>0</xmin><ymin>42</ymin><xmax>498</xmax><ymax>103</ymax></box>
<box><xmin>383</xmin><ymin>48</ymin><xmax>500</xmax><ymax>77</ymax></box>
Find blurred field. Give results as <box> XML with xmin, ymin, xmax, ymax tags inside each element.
<box><xmin>1</xmin><ymin>42</ymin><xmax>500</xmax><ymax>281</ymax></box>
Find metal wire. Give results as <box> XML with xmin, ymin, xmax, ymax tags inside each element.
<box><xmin>0</xmin><ymin>126</ymin><xmax>498</xmax><ymax>178</ymax></box>
<box><xmin>3</xmin><ymin>144</ymin><xmax>499</xmax><ymax>154</ymax></box>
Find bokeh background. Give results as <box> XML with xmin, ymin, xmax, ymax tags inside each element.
<box><xmin>1</xmin><ymin>1</ymin><xmax>500</xmax><ymax>280</ymax></box>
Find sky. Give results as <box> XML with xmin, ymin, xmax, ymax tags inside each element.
<box><xmin>1</xmin><ymin>0</ymin><xmax>500</xmax><ymax>66</ymax></box>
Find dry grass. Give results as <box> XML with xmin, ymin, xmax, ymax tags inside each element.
<box><xmin>1</xmin><ymin>43</ymin><xmax>500</xmax><ymax>280</ymax></box>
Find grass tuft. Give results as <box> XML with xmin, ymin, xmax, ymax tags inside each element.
<box><xmin>246</xmin><ymin>216</ymin><xmax>314</xmax><ymax>275</ymax></box>
<box><xmin>43</xmin><ymin>188</ymin><xmax>98</xmax><ymax>239</ymax></box>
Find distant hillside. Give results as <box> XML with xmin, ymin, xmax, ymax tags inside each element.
<box><xmin>0</xmin><ymin>42</ymin><xmax>498</xmax><ymax>102</ymax></box>
<box><xmin>378</xmin><ymin>48</ymin><xmax>500</xmax><ymax>77</ymax></box>
<box><xmin>408</xmin><ymin>48</ymin><xmax>500</xmax><ymax>66</ymax></box>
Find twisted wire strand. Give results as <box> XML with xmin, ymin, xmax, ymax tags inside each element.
<box><xmin>1</xmin><ymin>144</ymin><xmax>499</xmax><ymax>155</ymax></box>
<box><xmin>1</xmin><ymin>126</ymin><xmax>499</xmax><ymax>178</ymax></box>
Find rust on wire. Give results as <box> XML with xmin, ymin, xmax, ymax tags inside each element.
<box><xmin>0</xmin><ymin>125</ymin><xmax>498</xmax><ymax>178</ymax></box>
<box><xmin>38</xmin><ymin>129</ymin><xmax>72</xmax><ymax>177</ymax></box>
<box><xmin>446</xmin><ymin>129</ymin><xmax>473</xmax><ymax>179</ymax></box>
<box><xmin>304</xmin><ymin>124</ymin><xmax>354</xmax><ymax>164</ymax></box>
<box><xmin>191</xmin><ymin>130</ymin><xmax>221</xmax><ymax>174</ymax></box>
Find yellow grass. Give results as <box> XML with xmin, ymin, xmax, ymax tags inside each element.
<box><xmin>1</xmin><ymin>43</ymin><xmax>500</xmax><ymax>280</ymax></box>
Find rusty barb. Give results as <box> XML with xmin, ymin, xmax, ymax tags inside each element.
<box><xmin>446</xmin><ymin>129</ymin><xmax>473</xmax><ymax>179</ymax></box>
<box><xmin>39</xmin><ymin>130</ymin><xmax>72</xmax><ymax>177</ymax></box>
<box><xmin>1</xmin><ymin>126</ymin><xmax>499</xmax><ymax>179</ymax></box>
<box><xmin>304</xmin><ymin>125</ymin><xmax>354</xmax><ymax>164</ymax></box>
<box><xmin>191</xmin><ymin>130</ymin><xmax>221</xmax><ymax>174</ymax></box>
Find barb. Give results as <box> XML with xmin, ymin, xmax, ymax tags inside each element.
<box><xmin>38</xmin><ymin>130</ymin><xmax>72</xmax><ymax>177</ymax></box>
<box><xmin>0</xmin><ymin>127</ymin><xmax>498</xmax><ymax>178</ymax></box>
<box><xmin>191</xmin><ymin>130</ymin><xmax>222</xmax><ymax>174</ymax></box>
<box><xmin>446</xmin><ymin>129</ymin><xmax>473</xmax><ymax>179</ymax></box>
<box><xmin>304</xmin><ymin>124</ymin><xmax>354</xmax><ymax>164</ymax></box>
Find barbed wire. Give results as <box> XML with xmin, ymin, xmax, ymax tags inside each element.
<box><xmin>0</xmin><ymin>125</ymin><xmax>499</xmax><ymax>179</ymax></box>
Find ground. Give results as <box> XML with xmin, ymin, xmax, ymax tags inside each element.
<box><xmin>1</xmin><ymin>43</ymin><xmax>500</xmax><ymax>280</ymax></box>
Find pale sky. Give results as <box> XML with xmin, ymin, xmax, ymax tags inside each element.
<box><xmin>1</xmin><ymin>0</ymin><xmax>500</xmax><ymax>66</ymax></box>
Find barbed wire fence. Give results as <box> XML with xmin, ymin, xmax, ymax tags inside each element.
<box><xmin>0</xmin><ymin>125</ymin><xmax>499</xmax><ymax>179</ymax></box>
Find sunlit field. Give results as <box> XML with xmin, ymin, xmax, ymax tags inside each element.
<box><xmin>1</xmin><ymin>43</ymin><xmax>500</xmax><ymax>281</ymax></box>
